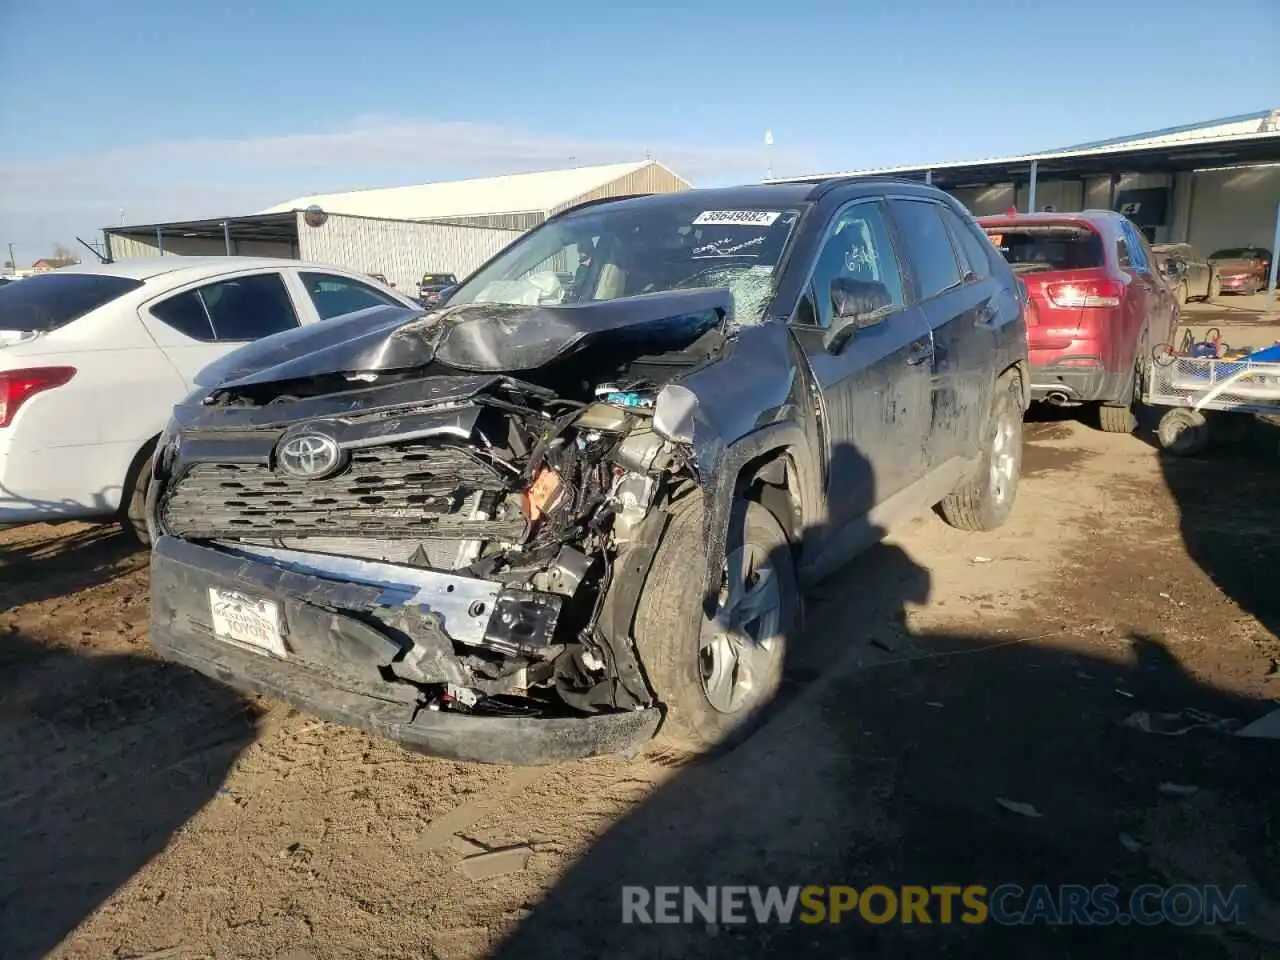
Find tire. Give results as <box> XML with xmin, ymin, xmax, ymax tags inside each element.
<box><xmin>1157</xmin><ymin>408</ymin><xmax>1211</xmax><ymax>456</ymax></box>
<box><xmin>119</xmin><ymin>445</ymin><xmax>155</xmax><ymax>546</ymax></box>
<box><xmin>939</xmin><ymin>370</ymin><xmax>1022</xmax><ymax>532</ymax></box>
<box><xmin>1098</xmin><ymin>347</ymin><xmax>1144</xmax><ymax>435</ymax></box>
<box><xmin>633</xmin><ymin>495</ymin><xmax>801</xmax><ymax>753</ymax></box>
<box><xmin>1098</xmin><ymin>402</ymin><xmax>1138</xmax><ymax>434</ymax></box>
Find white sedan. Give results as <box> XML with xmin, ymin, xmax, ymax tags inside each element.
<box><xmin>0</xmin><ymin>257</ymin><xmax>421</xmax><ymax>541</ymax></box>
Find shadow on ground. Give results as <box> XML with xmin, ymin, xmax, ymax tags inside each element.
<box><xmin>0</xmin><ymin>523</ymin><xmax>144</xmax><ymax>613</ymax></box>
<box><xmin>0</xmin><ymin>631</ymin><xmax>259</xmax><ymax>959</ymax></box>
<box><xmin>492</xmin><ymin>434</ymin><xmax>1279</xmax><ymax>958</ymax></box>
<box><xmin>1158</xmin><ymin>415</ymin><xmax>1280</xmax><ymax>644</ymax></box>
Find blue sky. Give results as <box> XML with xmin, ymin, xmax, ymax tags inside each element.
<box><xmin>1</xmin><ymin>0</ymin><xmax>1276</xmax><ymax>261</ymax></box>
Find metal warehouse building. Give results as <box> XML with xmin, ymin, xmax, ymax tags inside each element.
<box><xmin>104</xmin><ymin>160</ymin><xmax>691</xmax><ymax>290</ymax></box>
<box><xmin>775</xmin><ymin>109</ymin><xmax>1280</xmax><ymax>263</ymax></box>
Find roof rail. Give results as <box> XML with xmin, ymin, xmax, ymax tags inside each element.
<box><xmin>545</xmin><ymin>193</ymin><xmax>655</xmax><ymax>221</ymax></box>
<box><xmin>803</xmin><ymin>174</ymin><xmax>932</xmax><ymax>201</ymax></box>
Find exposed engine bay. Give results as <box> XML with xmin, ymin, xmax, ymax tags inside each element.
<box><xmin>151</xmin><ymin>292</ymin><xmax>733</xmax><ymax>723</ymax></box>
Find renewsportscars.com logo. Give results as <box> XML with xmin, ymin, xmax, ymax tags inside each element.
<box><xmin>621</xmin><ymin>884</ymin><xmax>1250</xmax><ymax>927</ymax></box>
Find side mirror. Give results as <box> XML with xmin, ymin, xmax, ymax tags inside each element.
<box><xmin>822</xmin><ymin>277</ymin><xmax>893</xmax><ymax>353</ymax></box>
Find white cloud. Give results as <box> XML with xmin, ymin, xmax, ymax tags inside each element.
<box><xmin>0</xmin><ymin>117</ymin><xmax>801</xmax><ymax>258</ymax></box>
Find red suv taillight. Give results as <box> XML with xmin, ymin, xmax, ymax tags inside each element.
<box><xmin>1044</xmin><ymin>280</ymin><xmax>1124</xmax><ymax>309</ymax></box>
<box><xmin>0</xmin><ymin>366</ymin><xmax>76</xmax><ymax>428</ymax></box>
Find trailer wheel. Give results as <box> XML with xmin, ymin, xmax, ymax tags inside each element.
<box><xmin>1157</xmin><ymin>408</ymin><xmax>1211</xmax><ymax>456</ymax></box>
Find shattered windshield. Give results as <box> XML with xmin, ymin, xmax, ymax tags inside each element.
<box><xmin>446</xmin><ymin>198</ymin><xmax>804</xmax><ymax>324</ymax></box>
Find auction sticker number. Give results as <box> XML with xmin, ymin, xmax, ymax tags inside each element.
<box><xmin>693</xmin><ymin>210</ymin><xmax>780</xmax><ymax>226</ymax></box>
<box><xmin>209</xmin><ymin>588</ymin><xmax>287</xmax><ymax>657</ymax></box>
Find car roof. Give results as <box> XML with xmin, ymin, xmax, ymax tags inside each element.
<box><xmin>50</xmin><ymin>256</ymin><xmax>358</xmax><ymax>283</ymax></box>
<box><xmin>555</xmin><ymin>179</ymin><xmax>959</xmax><ymax>223</ymax></box>
<box><xmin>557</xmin><ymin>183</ymin><xmax>818</xmax><ymax>219</ymax></box>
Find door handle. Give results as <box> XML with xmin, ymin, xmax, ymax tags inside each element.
<box><xmin>906</xmin><ymin>339</ymin><xmax>934</xmax><ymax>365</ymax></box>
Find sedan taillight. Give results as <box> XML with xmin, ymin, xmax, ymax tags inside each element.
<box><xmin>1044</xmin><ymin>280</ymin><xmax>1124</xmax><ymax>309</ymax></box>
<box><xmin>0</xmin><ymin>366</ymin><xmax>76</xmax><ymax>427</ymax></box>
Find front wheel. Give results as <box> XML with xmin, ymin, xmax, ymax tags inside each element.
<box><xmin>633</xmin><ymin>496</ymin><xmax>801</xmax><ymax>753</ymax></box>
<box><xmin>939</xmin><ymin>370</ymin><xmax>1022</xmax><ymax>532</ymax></box>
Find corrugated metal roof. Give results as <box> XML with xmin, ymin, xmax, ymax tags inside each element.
<box><xmin>771</xmin><ymin>109</ymin><xmax>1280</xmax><ymax>183</ymax></box>
<box><xmin>261</xmin><ymin>161</ymin><xmax>689</xmax><ymax>220</ymax></box>
<box><xmin>1054</xmin><ymin>109</ymin><xmax>1275</xmax><ymax>151</ymax></box>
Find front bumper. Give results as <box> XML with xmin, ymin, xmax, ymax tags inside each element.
<box><xmin>149</xmin><ymin>535</ymin><xmax>662</xmax><ymax>765</ymax></box>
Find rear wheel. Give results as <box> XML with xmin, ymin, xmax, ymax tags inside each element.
<box><xmin>1098</xmin><ymin>347</ymin><xmax>1145</xmax><ymax>434</ymax></box>
<box><xmin>939</xmin><ymin>370</ymin><xmax>1022</xmax><ymax>532</ymax></box>
<box><xmin>1098</xmin><ymin>402</ymin><xmax>1138</xmax><ymax>434</ymax></box>
<box><xmin>119</xmin><ymin>445</ymin><xmax>155</xmax><ymax>546</ymax></box>
<box><xmin>633</xmin><ymin>495</ymin><xmax>801</xmax><ymax>753</ymax></box>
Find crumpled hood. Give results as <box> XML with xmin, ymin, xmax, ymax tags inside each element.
<box><xmin>205</xmin><ymin>289</ymin><xmax>733</xmax><ymax>392</ymax></box>
<box><xmin>194</xmin><ymin>304</ymin><xmax>426</xmax><ymax>389</ymax></box>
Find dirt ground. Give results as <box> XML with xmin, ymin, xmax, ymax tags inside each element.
<box><xmin>2</xmin><ymin>410</ymin><xmax>1278</xmax><ymax>959</ymax></box>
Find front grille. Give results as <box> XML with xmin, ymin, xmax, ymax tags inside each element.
<box><xmin>238</xmin><ymin>534</ymin><xmax>461</xmax><ymax>570</ymax></box>
<box><xmin>163</xmin><ymin>441</ymin><xmax>514</xmax><ymax>539</ymax></box>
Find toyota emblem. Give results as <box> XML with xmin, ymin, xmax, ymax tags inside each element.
<box><xmin>277</xmin><ymin>432</ymin><xmax>345</xmax><ymax>480</ymax></box>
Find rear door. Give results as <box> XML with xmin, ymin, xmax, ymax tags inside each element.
<box><xmin>139</xmin><ymin>269</ymin><xmax>302</xmax><ymax>388</ymax></box>
<box><xmin>888</xmin><ymin>198</ymin><xmax>994</xmax><ymax>471</ymax></box>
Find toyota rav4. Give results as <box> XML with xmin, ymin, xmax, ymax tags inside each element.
<box><xmin>148</xmin><ymin>180</ymin><xmax>1029</xmax><ymax>764</ymax></box>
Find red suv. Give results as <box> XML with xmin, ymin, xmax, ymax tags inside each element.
<box><xmin>978</xmin><ymin>211</ymin><xmax>1178</xmax><ymax>432</ymax></box>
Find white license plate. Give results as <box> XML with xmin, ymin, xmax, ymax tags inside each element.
<box><xmin>208</xmin><ymin>588</ymin><xmax>287</xmax><ymax>657</ymax></box>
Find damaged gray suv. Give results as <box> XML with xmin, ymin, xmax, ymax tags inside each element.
<box><xmin>148</xmin><ymin>179</ymin><xmax>1029</xmax><ymax>764</ymax></box>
